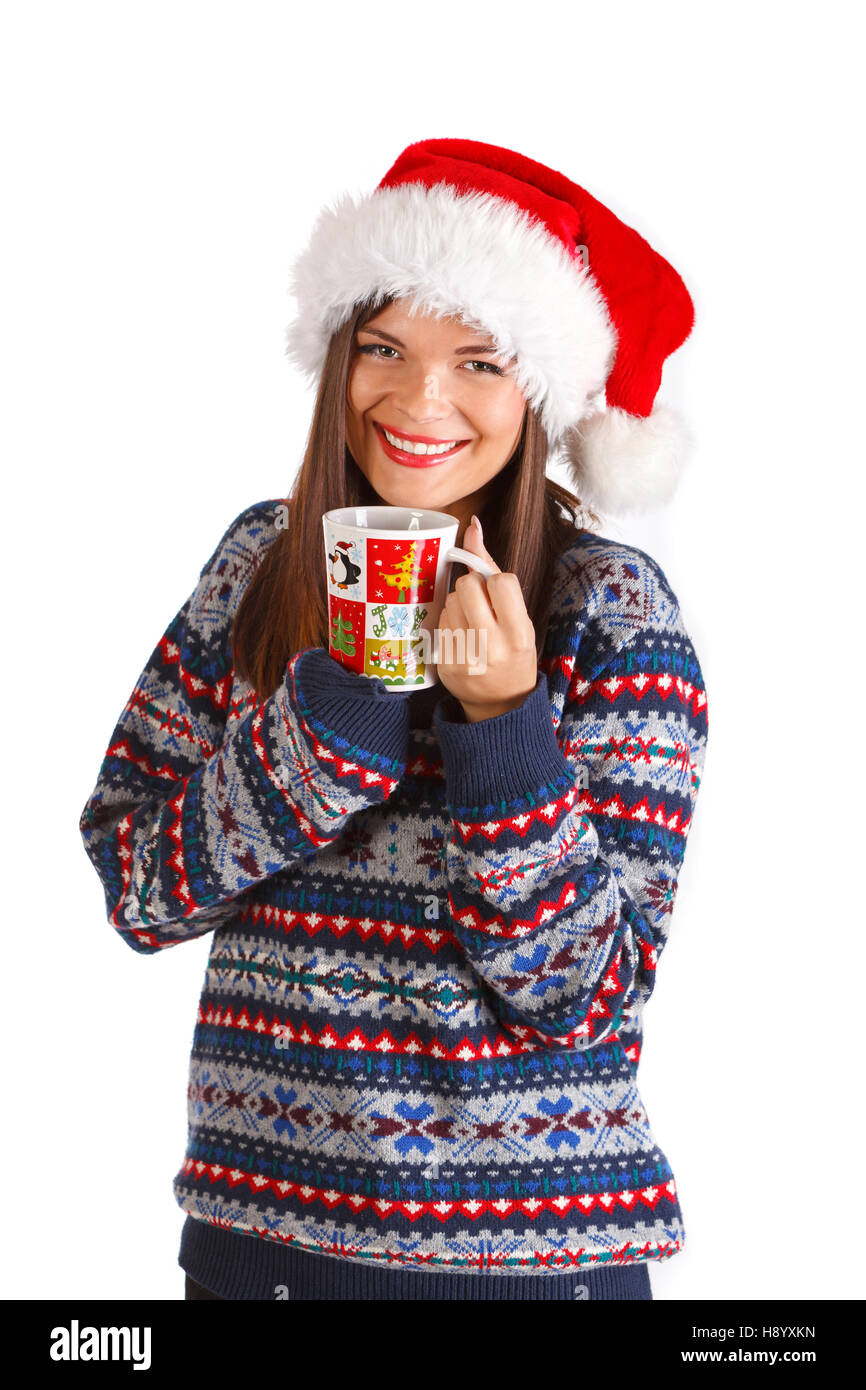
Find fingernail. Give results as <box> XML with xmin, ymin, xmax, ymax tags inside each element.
<box><xmin>471</xmin><ymin>514</ymin><xmax>483</xmax><ymax>541</ymax></box>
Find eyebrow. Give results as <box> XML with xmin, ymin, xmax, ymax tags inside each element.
<box><xmin>358</xmin><ymin>325</ymin><xmax>502</xmax><ymax>355</ymax></box>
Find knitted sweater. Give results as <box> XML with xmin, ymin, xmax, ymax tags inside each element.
<box><xmin>79</xmin><ymin>498</ymin><xmax>708</xmax><ymax>1296</ymax></box>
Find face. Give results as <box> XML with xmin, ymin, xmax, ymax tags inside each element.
<box><xmin>345</xmin><ymin>297</ymin><xmax>527</xmax><ymax>535</ymax></box>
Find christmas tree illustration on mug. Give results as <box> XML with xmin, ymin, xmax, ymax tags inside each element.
<box><xmin>330</xmin><ymin>608</ymin><xmax>356</xmax><ymax>657</ymax></box>
<box><xmin>379</xmin><ymin>541</ymin><xmax>423</xmax><ymax>602</ymax></box>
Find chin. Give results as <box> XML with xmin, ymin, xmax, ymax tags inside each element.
<box><xmin>373</xmin><ymin>470</ymin><xmax>437</xmax><ymax>501</ymax></box>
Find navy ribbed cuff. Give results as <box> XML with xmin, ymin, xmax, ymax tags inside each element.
<box><xmin>433</xmin><ymin>669</ymin><xmax>575</xmax><ymax>812</ymax></box>
<box><xmin>179</xmin><ymin>1215</ymin><xmax>652</xmax><ymax>1300</ymax></box>
<box><xmin>291</xmin><ymin>646</ymin><xmax>410</xmax><ymax>770</ymax></box>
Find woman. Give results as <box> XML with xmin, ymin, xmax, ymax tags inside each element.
<box><xmin>79</xmin><ymin>138</ymin><xmax>709</xmax><ymax>1301</ymax></box>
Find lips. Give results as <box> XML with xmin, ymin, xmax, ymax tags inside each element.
<box><xmin>373</xmin><ymin>421</ymin><xmax>469</xmax><ymax>468</ymax></box>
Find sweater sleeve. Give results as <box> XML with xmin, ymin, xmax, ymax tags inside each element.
<box><xmin>79</xmin><ymin>505</ymin><xmax>410</xmax><ymax>956</ymax></box>
<box><xmin>431</xmin><ymin>599</ymin><xmax>708</xmax><ymax>1051</ymax></box>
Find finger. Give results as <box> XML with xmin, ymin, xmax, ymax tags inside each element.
<box><xmin>435</xmin><ymin>595</ymin><xmax>469</xmax><ymax>669</ymax></box>
<box><xmin>461</xmin><ymin>522</ymin><xmax>501</xmax><ymax>574</ymax></box>
<box><xmin>476</xmin><ymin>572</ymin><xmax>534</xmax><ymax>644</ymax></box>
<box><xmin>437</xmin><ymin>589</ymin><xmax>470</xmax><ymax>634</ymax></box>
<box><xmin>453</xmin><ymin>571</ymin><xmax>497</xmax><ymax>628</ymax></box>
<box><xmin>468</xmin><ymin>543</ymin><xmax>501</xmax><ymax>575</ymax></box>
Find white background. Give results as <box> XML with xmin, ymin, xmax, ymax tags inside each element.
<box><xmin>2</xmin><ymin>0</ymin><xmax>862</xmax><ymax>1303</ymax></box>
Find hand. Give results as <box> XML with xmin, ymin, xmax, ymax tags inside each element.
<box><xmin>434</xmin><ymin>515</ymin><xmax>538</xmax><ymax>723</ymax></box>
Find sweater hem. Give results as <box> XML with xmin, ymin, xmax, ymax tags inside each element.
<box><xmin>178</xmin><ymin>1213</ymin><xmax>655</xmax><ymax>1300</ymax></box>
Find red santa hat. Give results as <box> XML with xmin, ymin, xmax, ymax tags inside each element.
<box><xmin>285</xmin><ymin>138</ymin><xmax>695</xmax><ymax>516</ymax></box>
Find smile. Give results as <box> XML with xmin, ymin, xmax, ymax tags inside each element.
<box><xmin>373</xmin><ymin>421</ymin><xmax>470</xmax><ymax>467</ymax></box>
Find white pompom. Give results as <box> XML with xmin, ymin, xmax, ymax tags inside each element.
<box><xmin>563</xmin><ymin>403</ymin><xmax>693</xmax><ymax>516</ymax></box>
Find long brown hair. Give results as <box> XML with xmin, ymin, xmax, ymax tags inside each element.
<box><xmin>231</xmin><ymin>293</ymin><xmax>600</xmax><ymax>699</ymax></box>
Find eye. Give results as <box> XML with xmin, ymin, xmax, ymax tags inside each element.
<box><xmin>357</xmin><ymin>343</ymin><xmax>399</xmax><ymax>360</ymax></box>
<box><xmin>463</xmin><ymin>360</ymin><xmax>504</xmax><ymax>376</ymax></box>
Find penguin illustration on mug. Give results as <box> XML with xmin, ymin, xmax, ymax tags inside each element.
<box><xmin>327</xmin><ymin>540</ymin><xmax>362</xmax><ymax>590</ymax></box>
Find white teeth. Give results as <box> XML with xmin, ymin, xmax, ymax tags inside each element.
<box><xmin>382</xmin><ymin>428</ymin><xmax>458</xmax><ymax>456</ymax></box>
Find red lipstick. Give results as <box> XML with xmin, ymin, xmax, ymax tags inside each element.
<box><xmin>373</xmin><ymin>420</ymin><xmax>469</xmax><ymax>468</ymax></box>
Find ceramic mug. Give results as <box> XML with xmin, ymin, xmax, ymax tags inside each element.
<box><xmin>322</xmin><ymin>506</ymin><xmax>496</xmax><ymax>691</ymax></box>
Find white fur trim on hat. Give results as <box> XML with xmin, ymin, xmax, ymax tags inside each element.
<box><xmin>285</xmin><ymin>181</ymin><xmax>616</xmax><ymax>443</ymax></box>
<box><xmin>563</xmin><ymin>402</ymin><xmax>693</xmax><ymax>516</ymax></box>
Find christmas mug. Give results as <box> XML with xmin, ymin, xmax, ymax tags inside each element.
<box><xmin>322</xmin><ymin>506</ymin><xmax>496</xmax><ymax>691</ymax></box>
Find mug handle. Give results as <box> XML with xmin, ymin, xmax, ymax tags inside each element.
<box><xmin>445</xmin><ymin>546</ymin><xmax>497</xmax><ymax>580</ymax></box>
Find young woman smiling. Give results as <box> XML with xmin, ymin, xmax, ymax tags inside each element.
<box><xmin>80</xmin><ymin>139</ymin><xmax>708</xmax><ymax>1302</ymax></box>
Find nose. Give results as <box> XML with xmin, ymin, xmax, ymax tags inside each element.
<box><xmin>390</xmin><ymin>362</ymin><xmax>455</xmax><ymax>424</ymax></box>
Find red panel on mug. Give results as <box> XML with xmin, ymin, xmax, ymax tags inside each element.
<box><xmin>327</xmin><ymin>594</ymin><xmax>366</xmax><ymax>674</ymax></box>
<box><xmin>366</xmin><ymin>537</ymin><xmax>440</xmax><ymax>603</ymax></box>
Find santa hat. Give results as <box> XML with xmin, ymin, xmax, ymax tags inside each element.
<box><xmin>285</xmin><ymin>138</ymin><xmax>695</xmax><ymax>516</ymax></box>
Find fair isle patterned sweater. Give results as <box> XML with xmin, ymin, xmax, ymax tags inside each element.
<box><xmin>79</xmin><ymin>498</ymin><xmax>708</xmax><ymax>1284</ymax></box>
